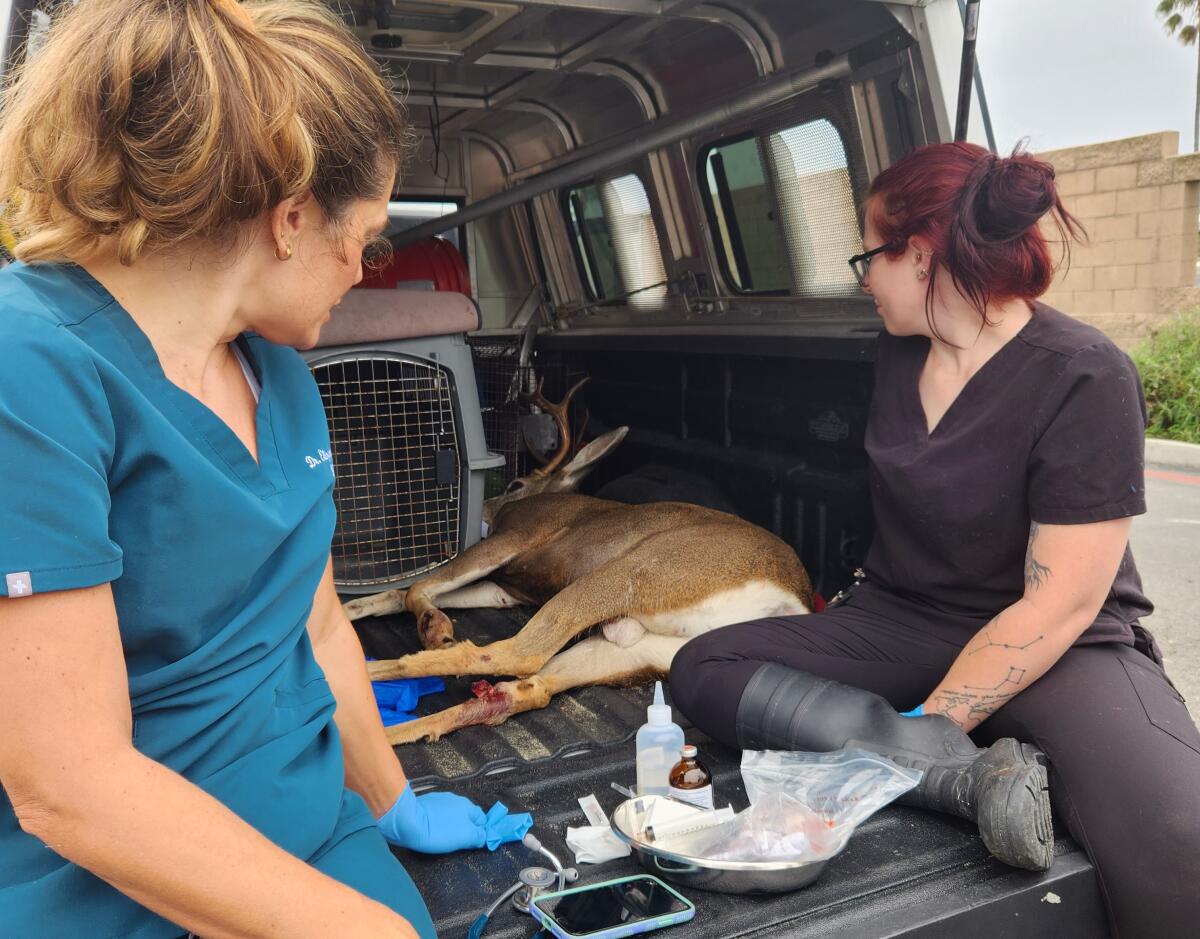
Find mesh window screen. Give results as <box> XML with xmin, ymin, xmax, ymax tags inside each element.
<box><xmin>311</xmin><ymin>354</ymin><xmax>461</xmax><ymax>587</ymax></box>
<box><xmin>599</xmin><ymin>174</ymin><xmax>668</xmax><ymax>309</ymax></box>
<box><xmin>763</xmin><ymin>119</ymin><xmax>864</xmax><ymax>298</ymax></box>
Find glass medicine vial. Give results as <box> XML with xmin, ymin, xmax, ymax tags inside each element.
<box><xmin>668</xmin><ymin>744</ymin><xmax>714</xmax><ymax>810</ymax></box>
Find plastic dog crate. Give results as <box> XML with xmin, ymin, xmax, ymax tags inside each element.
<box><xmin>303</xmin><ymin>289</ymin><xmax>503</xmax><ymax>594</ymax></box>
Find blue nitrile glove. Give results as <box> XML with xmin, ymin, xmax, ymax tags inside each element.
<box><xmin>371</xmin><ymin>675</ymin><xmax>445</xmax><ymax>726</ymax></box>
<box><xmin>483</xmin><ymin>800</ymin><xmax>534</xmax><ymax>850</ymax></box>
<box><xmin>378</xmin><ymin>787</ymin><xmax>534</xmax><ymax>854</ymax></box>
<box><xmin>900</xmin><ymin>704</ymin><xmax>925</xmax><ymax>718</ymax></box>
<box><xmin>378</xmin><ymin>785</ymin><xmax>488</xmax><ymax>853</ymax></box>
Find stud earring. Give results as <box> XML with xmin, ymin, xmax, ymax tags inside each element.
<box><xmin>917</xmin><ymin>269</ymin><xmax>928</xmax><ymax>280</ymax></box>
<box><xmin>276</xmin><ymin>243</ymin><xmax>293</xmax><ymax>262</ymax></box>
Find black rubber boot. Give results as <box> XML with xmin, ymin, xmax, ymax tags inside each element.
<box><xmin>735</xmin><ymin>663</ymin><xmax>1053</xmax><ymax>871</ymax></box>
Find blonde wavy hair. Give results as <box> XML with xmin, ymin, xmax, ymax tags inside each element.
<box><xmin>0</xmin><ymin>0</ymin><xmax>409</xmax><ymax>265</ymax></box>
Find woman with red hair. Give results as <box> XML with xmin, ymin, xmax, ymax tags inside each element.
<box><xmin>671</xmin><ymin>142</ymin><xmax>1199</xmax><ymax>937</ymax></box>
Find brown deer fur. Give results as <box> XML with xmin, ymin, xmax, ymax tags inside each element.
<box><xmin>344</xmin><ymin>418</ymin><xmax>812</xmax><ymax>745</ymax></box>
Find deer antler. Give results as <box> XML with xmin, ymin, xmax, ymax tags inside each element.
<box><xmin>525</xmin><ymin>376</ymin><xmax>590</xmax><ymax>477</ymax></box>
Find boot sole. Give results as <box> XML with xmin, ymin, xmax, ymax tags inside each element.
<box><xmin>977</xmin><ymin>743</ymin><xmax>1054</xmax><ymax>871</ymax></box>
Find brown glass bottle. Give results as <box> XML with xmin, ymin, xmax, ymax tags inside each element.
<box><xmin>668</xmin><ymin>744</ymin><xmax>714</xmax><ymax>810</ymax></box>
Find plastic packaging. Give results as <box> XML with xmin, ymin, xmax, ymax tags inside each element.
<box><xmin>654</xmin><ymin>748</ymin><xmax>920</xmax><ymax>863</ymax></box>
<box><xmin>668</xmin><ymin>744</ymin><xmax>714</xmax><ymax>810</ymax></box>
<box><xmin>635</xmin><ymin>682</ymin><xmax>684</xmax><ymax>796</ymax></box>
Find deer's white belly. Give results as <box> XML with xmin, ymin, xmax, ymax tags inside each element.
<box><xmin>640</xmin><ymin>580</ymin><xmax>809</xmax><ymax>640</ymax></box>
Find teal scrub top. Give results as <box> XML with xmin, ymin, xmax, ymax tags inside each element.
<box><xmin>0</xmin><ymin>262</ymin><xmax>380</xmax><ymax>937</ymax></box>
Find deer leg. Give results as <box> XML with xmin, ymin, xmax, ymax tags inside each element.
<box><xmin>342</xmin><ymin>532</ymin><xmax>529</xmax><ymax>649</ymax></box>
<box><xmin>434</xmin><ymin>581</ymin><xmax>524</xmax><ymax>610</ymax></box>
<box><xmin>368</xmin><ymin>558</ymin><xmax>648</xmax><ymax>681</ymax></box>
<box><xmin>386</xmin><ymin>634</ymin><xmax>688</xmax><ymax>745</ymax></box>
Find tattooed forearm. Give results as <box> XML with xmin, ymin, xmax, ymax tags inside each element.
<box><xmin>1024</xmin><ymin>522</ymin><xmax>1051</xmax><ymax>590</ymax></box>
<box><xmin>930</xmin><ymin>688</ymin><xmax>1020</xmax><ymax>724</ymax></box>
<box><xmin>965</xmin><ymin>629</ymin><xmax>1044</xmax><ymax>656</ymax></box>
<box><xmin>931</xmin><ymin>664</ymin><xmax>1032</xmax><ymax>725</ymax></box>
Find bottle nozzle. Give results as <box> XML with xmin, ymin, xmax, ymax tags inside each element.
<box><xmin>647</xmin><ymin>680</ymin><xmax>672</xmax><ymax>725</ymax></box>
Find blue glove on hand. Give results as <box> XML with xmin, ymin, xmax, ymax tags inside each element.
<box><xmin>900</xmin><ymin>704</ymin><xmax>925</xmax><ymax>718</ymax></box>
<box><xmin>378</xmin><ymin>786</ymin><xmax>533</xmax><ymax>854</ymax></box>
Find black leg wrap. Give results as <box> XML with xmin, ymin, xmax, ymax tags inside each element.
<box><xmin>734</xmin><ymin>663</ymin><xmax>1053</xmax><ymax>871</ymax></box>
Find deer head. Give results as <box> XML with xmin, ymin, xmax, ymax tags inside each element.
<box><xmin>483</xmin><ymin>376</ymin><xmax>629</xmax><ymax>527</ymax></box>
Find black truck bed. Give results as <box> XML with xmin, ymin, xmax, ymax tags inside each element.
<box><xmin>354</xmin><ymin>609</ymin><xmax>1109</xmax><ymax>939</ymax></box>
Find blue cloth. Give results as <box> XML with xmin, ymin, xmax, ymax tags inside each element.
<box><xmin>368</xmin><ymin>669</ymin><xmax>445</xmax><ymax>726</ymax></box>
<box><xmin>0</xmin><ymin>263</ymin><xmax>430</xmax><ymax>938</ymax></box>
<box><xmin>900</xmin><ymin>704</ymin><xmax>925</xmax><ymax>718</ymax></box>
<box><xmin>378</xmin><ymin>787</ymin><xmax>533</xmax><ymax>854</ymax></box>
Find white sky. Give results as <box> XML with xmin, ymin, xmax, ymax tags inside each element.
<box><xmin>975</xmin><ymin>0</ymin><xmax>1198</xmax><ymax>154</ymax></box>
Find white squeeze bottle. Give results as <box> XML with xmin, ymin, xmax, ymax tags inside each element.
<box><xmin>635</xmin><ymin>681</ymin><xmax>685</xmax><ymax>796</ymax></box>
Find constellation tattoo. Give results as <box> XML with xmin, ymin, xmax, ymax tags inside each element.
<box><xmin>931</xmin><ymin>668</ymin><xmax>1032</xmax><ymax>725</ymax></box>
<box><xmin>1024</xmin><ymin>522</ymin><xmax>1052</xmax><ymax>591</ymax></box>
<box><xmin>965</xmin><ymin>630</ymin><xmax>1044</xmax><ymax>656</ymax></box>
<box><xmin>965</xmin><ymin>666</ymin><xmax>1028</xmax><ymax>691</ymax></box>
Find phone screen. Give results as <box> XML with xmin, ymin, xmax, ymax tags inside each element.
<box><xmin>534</xmin><ymin>876</ymin><xmax>690</xmax><ymax>936</ymax></box>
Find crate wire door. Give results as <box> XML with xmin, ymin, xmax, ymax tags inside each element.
<box><xmin>310</xmin><ymin>352</ymin><xmax>462</xmax><ymax>587</ymax></box>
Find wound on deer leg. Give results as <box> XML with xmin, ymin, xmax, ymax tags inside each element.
<box><xmin>385</xmin><ymin>677</ymin><xmax>553</xmax><ymax>744</ymax></box>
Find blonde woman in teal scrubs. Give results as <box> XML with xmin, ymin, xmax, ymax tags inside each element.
<box><xmin>0</xmin><ymin>3</ymin><xmax>527</xmax><ymax>937</ymax></box>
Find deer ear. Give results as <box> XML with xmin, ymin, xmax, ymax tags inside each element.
<box><xmin>556</xmin><ymin>426</ymin><xmax>629</xmax><ymax>487</ymax></box>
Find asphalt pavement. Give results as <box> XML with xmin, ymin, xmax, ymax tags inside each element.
<box><xmin>1131</xmin><ymin>465</ymin><xmax>1200</xmax><ymax>718</ymax></box>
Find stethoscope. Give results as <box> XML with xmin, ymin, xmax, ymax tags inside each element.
<box><xmin>467</xmin><ymin>832</ymin><xmax>580</xmax><ymax>939</ymax></box>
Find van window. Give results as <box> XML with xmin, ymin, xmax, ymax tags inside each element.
<box><xmin>564</xmin><ymin>183</ymin><xmax>619</xmax><ymax>301</ymax></box>
<box><xmin>763</xmin><ymin>118</ymin><xmax>862</xmax><ymax>297</ymax></box>
<box><xmin>565</xmin><ymin>174</ymin><xmax>668</xmax><ymax>308</ymax></box>
<box><xmin>699</xmin><ymin>135</ymin><xmax>791</xmax><ymax>293</ymax></box>
<box><xmin>386</xmin><ymin>199</ymin><xmax>463</xmax><ymax>252</ymax></box>
<box><xmin>700</xmin><ymin>118</ymin><xmax>863</xmax><ymax>298</ymax></box>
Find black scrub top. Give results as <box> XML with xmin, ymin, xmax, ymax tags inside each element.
<box><xmin>864</xmin><ymin>302</ymin><xmax>1152</xmax><ymax>644</ymax></box>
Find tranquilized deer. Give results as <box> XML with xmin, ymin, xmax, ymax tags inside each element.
<box><xmin>344</xmin><ymin>380</ymin><xmax>813</xmax><ymax>745</ymax></box>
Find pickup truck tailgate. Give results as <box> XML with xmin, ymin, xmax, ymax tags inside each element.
<box><xmin>354</xmin><ymin>609</ymin><xmax>1109</xmax><ymax>939</ymax></box>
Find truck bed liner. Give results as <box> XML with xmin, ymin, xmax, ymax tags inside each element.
<box><xmin>354</xmin><ymin>608</ymin><xmax>1109</xmax><ymax>938</ymax></box>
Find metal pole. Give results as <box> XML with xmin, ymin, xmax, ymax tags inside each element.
<box><xmin>957</xmin><ymin>0</ymin><xmax>996</xmax><ymax>152</ymax></box>
<box><xmin>954</xmin><ymin>0</ymin><xmax>980</xmax><ymax>142</ymax></box>
<box><xmin>392</xmin><ymin>55</ymin><xmax>853</xmax><ymax>248</ymax></box>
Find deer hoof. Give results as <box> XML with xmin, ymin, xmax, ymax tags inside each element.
<box><xmin>417</xmin><ymin>609</ymin><xmax>455</xmax><ymax>649</ymax></box>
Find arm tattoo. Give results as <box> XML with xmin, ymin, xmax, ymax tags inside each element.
<box><xmin>930</xmin><ymin>687</ymin><xmax>1020</xmax><ymax>724</ymax></box>
<box><xmin>965</xmin><ymin>629</ymin><xmax>1044</xmax><ymax>656</ymax></box>
<box><xmin>931</xmin><ymin>668</ymin><xmax>1029</xmax><ymax>723</ymax></box>
<box><xmin>1024</xmin><ymin>522</ymin><xmax>1051</xmax><ymax>590</ymax></box>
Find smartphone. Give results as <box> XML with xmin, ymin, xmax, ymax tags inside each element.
<box><xmin>530</xmin><ymin>874</ymin><xmax>696</xmax><ymax>939</ymax></box>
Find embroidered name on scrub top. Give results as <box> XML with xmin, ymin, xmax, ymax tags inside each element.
<box><xmin>0</xmin><ymin>262</ymin><xmax>377</xmax><ymax>939</ymax></box>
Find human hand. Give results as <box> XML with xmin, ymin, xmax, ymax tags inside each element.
<box><xmin>378</xmin><ymin>786</ymin><xmax>534</xmax><ymax>854</ymax></box>
<box><xmin>378</xmin><ymin>786</ymin><xmax>487</xmax><ymax>854</ymax></box>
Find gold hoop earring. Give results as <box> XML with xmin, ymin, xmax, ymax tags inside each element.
<box><xmin>276</xmin><ymin>243</ymin><xmax>292</xmax><ymax>262</ymax></box>
<box><xmin>917</xmin><ymin>269</ymin><xmax>929</xmax><ymax>280</ymax></box>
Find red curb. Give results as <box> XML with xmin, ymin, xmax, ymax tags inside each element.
<box><xmin>1147</xmin><ymin>468</ymin><xmax>1200</xmax><ymax>487</ymax></box>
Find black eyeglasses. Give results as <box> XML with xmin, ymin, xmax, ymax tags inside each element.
<box><xmin>847</xmin><ymin>243</ymin><xmax>896</xmax><ymax>288</ymax></box>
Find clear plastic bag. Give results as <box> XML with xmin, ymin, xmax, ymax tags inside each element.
<box><xmin>656</xmin><ymin>748</ymin><xmax>920</xmax><ymax>863</ymax></box>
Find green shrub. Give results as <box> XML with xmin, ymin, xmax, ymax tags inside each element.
<box><xmin>1130</xmin><ymin>309</ymin><xmax>1200</xmax><ymax>443</ymax></box>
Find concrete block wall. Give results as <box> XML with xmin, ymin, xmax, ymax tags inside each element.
<box><xmin>1036</xmin><ymin>131</ymin><xmax>1200</xmax><ymax>348</ymax></box>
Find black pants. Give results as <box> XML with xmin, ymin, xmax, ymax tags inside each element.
<box><xmin>669</xmin><ymin>582</ymin><xmax>1200</xmax><ymax>939</ymax></box>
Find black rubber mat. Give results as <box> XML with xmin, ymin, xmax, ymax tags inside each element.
<box><xmin>351</xmin><ymin>607</ymin><xmax>1108</xmax><ymax>939</ymax></box>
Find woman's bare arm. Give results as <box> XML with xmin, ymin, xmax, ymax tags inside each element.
<box><xmin>306</xmin><ymin>559</ymin><xmax>409</xmax><ymax>818</ymax></box>
<box><xmin>0</xmin><ymin>583</ymin><xmax>418</xmax><ymax>939</ymax></box>
<box><xmin>920</xmin><ymin>516</ymin><xmax>1133</xmax><ymax>731</ymax></box>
